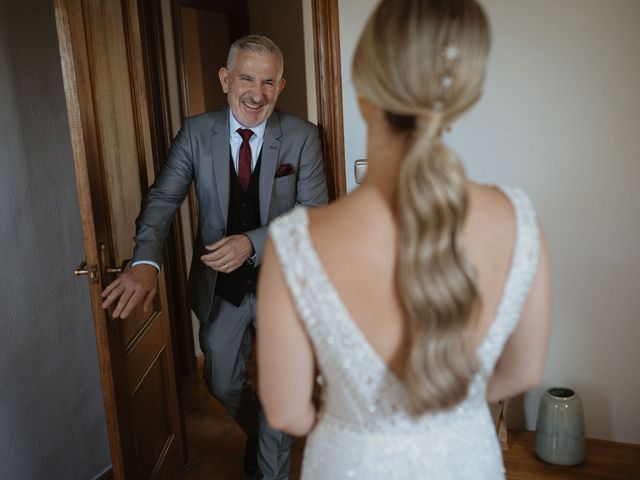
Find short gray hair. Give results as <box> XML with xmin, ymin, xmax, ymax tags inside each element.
<box><xmin>227</xmin><ymin>35</ymin><xmax>284</xmax><ymax>77</ymax></box>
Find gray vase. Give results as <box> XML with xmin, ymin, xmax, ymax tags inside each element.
<box><xmin>535</xmin><ymin>387</ymin><xmax>587</xmax><ymax>466</ymax></box>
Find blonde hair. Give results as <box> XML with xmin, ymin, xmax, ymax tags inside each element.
<box><xmin>352</xmin><ymin>0</ymin><xmax>491</xmax><ymax>414</ymax></box>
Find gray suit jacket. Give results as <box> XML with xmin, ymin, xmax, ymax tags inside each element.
<box><xmin>133</xmin><ymin>108</ymin><xmax>328</xmax><ymax>321</ymax></box>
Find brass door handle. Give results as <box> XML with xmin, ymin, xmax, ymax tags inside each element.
<box><xmin>74</xmin><ymin>261</ymin><xmax>98</xmax><ymax>282</ymax></box>
<box><xmin>106</xmin><ymin>258</ymin><xmax>132</xmax><ymax>274</ymax></box>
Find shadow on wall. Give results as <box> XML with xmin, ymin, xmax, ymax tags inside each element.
<box><xmin>506</xmin><ymin>394</ymin><xmax>527</xmax><ymax>430</ymax></box>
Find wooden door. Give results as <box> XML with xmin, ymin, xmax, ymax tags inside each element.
<box><xmin>54</xmin><ymin>1</ymin><xmax>183</xmax><ymax>478</ymax></box>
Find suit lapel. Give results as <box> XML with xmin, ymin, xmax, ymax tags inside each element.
<box><xmin>211</xmin><ymin>109</ymin><xmax>231</xmax><ymax>225</ymax></box>
<box><xmin>259</xmin><ymin>111</ymin><xmax>281</xmax><ymax>225</ymax></box>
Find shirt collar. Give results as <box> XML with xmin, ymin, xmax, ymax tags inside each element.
<box><xmin>229</xmin><ymin>109</ymin><xmax>267</xmax><ymax>140</ymax></box>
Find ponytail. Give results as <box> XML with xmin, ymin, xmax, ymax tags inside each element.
<box><xmin>396</xmin><ymin>117</ymin><xmax>479</xmax><ymax>415</ymax></box>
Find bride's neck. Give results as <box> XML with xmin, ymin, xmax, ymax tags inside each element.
<box><xmin>360</xmin><ymin>121</ymin><xmax>409</xmax><ymax>205</ymax></box>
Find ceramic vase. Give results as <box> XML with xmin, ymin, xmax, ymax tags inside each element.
<box><xmin>535</xmin><ymin>387</ymin><xmax>587</xmax><ymax>466</ymax></box>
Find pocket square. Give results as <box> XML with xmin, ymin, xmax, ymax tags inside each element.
<box><xmin>275</xmin><ymin>163</ymin><xmax>295</xmax><ymax>177</ymax></box>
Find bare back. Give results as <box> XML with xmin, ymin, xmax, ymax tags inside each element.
<box><xmin>263</xmin><ymin>184</ymin><xmax>544</xmax><ymax>478</ymax></box>
<box><xmin>306</xmin><ymin>181</ymin><xmax>517</xmax><ymax>375</ymax></box>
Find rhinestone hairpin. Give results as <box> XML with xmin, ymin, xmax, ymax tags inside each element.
<box><xmin>444</xmin><ymin>44</ymin><xmax>460</xmax><ymax>62</ymax></box>
<box><xmin>441</xmin><ymin>43</ymin><xmax>459</xmax><ymax>91</ymax></box>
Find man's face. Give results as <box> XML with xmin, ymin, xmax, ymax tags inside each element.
<box><xmin>218</xmin><ymin>51</ymin><xmax>286</xmax><ymax>128</ymax></box>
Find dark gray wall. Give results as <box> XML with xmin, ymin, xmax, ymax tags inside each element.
<box><xmin>0</xmin><ymin>0</ymin><xmax>111</xmax><ymax>478</ymax></box>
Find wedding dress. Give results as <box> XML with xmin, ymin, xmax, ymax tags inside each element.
<box><xmin>269</xmin><ymin>186</ymin><xmax>540</xmax><ymax>479</ymax></box>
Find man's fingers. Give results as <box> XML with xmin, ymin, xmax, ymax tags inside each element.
<box><xmin>208</xmin><ymin>258</ymin><xmax>234</xmax><ymax>271</ymax></box>
<box><xmin>112</xmin><ymin>287</ymin><xmax>135</xmax><ymax>319</ymax></box>
<box><xmin>214</xmin><ymin>257</ymin><xmax>243</xmax><ymax>273</ymax></box>
<box><xmin>201</xmin><ymin>250</ymin><xmax>233</xmax><ymax>268</ymax></box>
<box><xmin>142</xmin><ymin>288</ymin><xmax>156</xmax><ymax>313</ymax></box>
<box><xmin>201</xmin><ymin>249</ymin><xmax>227</xmax><ymax>264</ymax></box>
<box><xmin>206</xmin><ymin>237</ymin><xmax>229</xmax><ymax>251</ymax></box>
<box><xmin>201</xmin><ymin>236</ymin><xmax>251</xmax><ymax>272</ymax></box>
<box><xmin>101</xmin><ymin>265</ymin><xmax>157</xmax><ymax>315</ymax></box>
<box><xmin>101</xmin><ymin>278</ymin><xmax>120</xmax><ymax>298</ymax></box>
<box><xmin>119</xmin><ymin>288</ymin><xmax>145</xmax><ymax>319</ymax></box>
<box><xmin>225</xmin><ymin>262</ymin><xmax>242</xmax><ymax>273</ymax></box>
<box><xmin>101</xmin><ymin>284</ymin><xmax>124</xmax><ymax>309</ymax></box>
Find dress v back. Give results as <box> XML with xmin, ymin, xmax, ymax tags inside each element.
<box><xmin>269</xmin><ymin>186</ymin><xmax>540</xmax><ymax>479</ymax></box>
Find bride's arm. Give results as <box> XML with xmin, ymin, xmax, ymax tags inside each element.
<box><xmin>257</xmin><ymin>237</ymin><xmax>317</xmax><ymax>436</ymax></box>
<box><xmin>486</xmin><ymin>230</ymin><xmax>551</xmax><ymax>402</ymax></box>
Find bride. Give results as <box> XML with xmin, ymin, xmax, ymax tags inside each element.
<box><xmin>256</xmin><ymin>0</ymin><xmax>551</xmax><ymax>478</ymax></box>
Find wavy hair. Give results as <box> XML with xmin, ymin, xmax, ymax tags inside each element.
<box><xmin>352</xmin><ymin>0</ymin><xmax>491</xmax><ymax>414</ymax></box>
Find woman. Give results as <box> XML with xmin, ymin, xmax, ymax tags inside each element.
<box><xmin>257</xmin><ymin>0</ymin><xmax>551</xmax><ymax>477</ymax></box>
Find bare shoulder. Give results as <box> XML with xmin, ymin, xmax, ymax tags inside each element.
<box><xmin>305</xmin><ymin>189</ymin><xmax>397</xmax><ymax>278</ymax></box>
<box><xmin>463</xmin><ymin>182</ymin><xmax>519</xmax><ymax>265</ymax></box>
<box><xmin>466</xmin><ymin>182</ymin><xmax>517</xmax><ymax>231</ymax></box>
<box><xmin>305</xmin><ymin>199</ymin><xmax>346</xmax><ymax>243</ymax></box>
<box><xmin>468</xmin><ymin>181</ymin><xmax>514</xmax><ymax>215</ymax></box>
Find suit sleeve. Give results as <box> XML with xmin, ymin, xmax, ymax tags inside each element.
<box><xmin>133</xmin><ymin>119</ymin><xmax>194</xmax><ymax>267</ymax></box>
<box><xmin>295</xmin><ymin>125</ymin><xmax>329</xmax><ymax>207</ymax></box>
<box><xmin>245</xmin><ymin>125</ymin><xmax>328</xmax><ymax>266</ymax></box>
<box><xmin>244</xmin><ymin>226</ymin><xmax>268</xmax><ymax>266</ymax></box>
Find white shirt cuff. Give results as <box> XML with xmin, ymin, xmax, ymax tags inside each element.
<box><xmin>131</xmin><ymin>260</ymin><xmax>160</xmax><ymax>272</ymax></box>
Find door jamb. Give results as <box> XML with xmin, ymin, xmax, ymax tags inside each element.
<box><xmin>312</xmin><ymin>0</ymin><xmax>346</xmax><ymax>199</ymax></box>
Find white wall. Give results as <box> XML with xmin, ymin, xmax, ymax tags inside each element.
<box><xmin>338</xmin><ymin>0</ymin><xmax>640</xmax><ymax>444</ymax></box>
<box><xmin>338</xmin><ymin>0</ymin><xmax>369</xmax><ymax>191</ymax></box>
<box><xmin>0</xmin><ymin>0</ymin><xmax>111</xmax><ymax>477</ymax></box>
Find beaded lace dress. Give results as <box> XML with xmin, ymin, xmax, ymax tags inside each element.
<box><xmin>269</xmin><ymin>186</ymin><xmax>540</xmax><ymax>479</ymax></box>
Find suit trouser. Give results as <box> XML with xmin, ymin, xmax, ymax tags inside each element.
<box><xmin>199</xmin><ymin>293</ymin><xmax>292</xmax><ymax>480</ymax></box>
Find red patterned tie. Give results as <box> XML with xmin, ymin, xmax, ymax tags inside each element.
<box><xmin>237</xmin><ymin>128</ymin><xmax>254</xmax><ymax>191</ymax></box>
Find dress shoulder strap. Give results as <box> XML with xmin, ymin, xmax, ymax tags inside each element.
<box><xmin>476</xmin><ymin>186</ymin><xmax>541</xmax><ymax>374</ymax></box>
<box><xmin>268</xmin><ymin>207</ymin><xmax>321</xmax><ymax>331</ymax></box>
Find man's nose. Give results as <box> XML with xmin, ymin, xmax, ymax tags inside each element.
<box><xmin>246</xmin><ymin>84</ymin><xmax>264</xmax><ymax>103</ymax></box>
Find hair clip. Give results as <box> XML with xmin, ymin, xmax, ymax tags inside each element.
<box><xmin>432</xmin><ymin>44</ymin><xmax>460</xmax><ymax>112</ymax></box>
<box><xmin>442</xmin><ymin>74</ymin><xmax>454</xmax><ymax>90</ymax></box>
<box><xmin>440</xmin><ymin>44</ymin><xmax>459</xmax><ymax>91</ymax></box>
<box><xmin>443</xmin><ymin>44</ymin><xmax>460</xmax><ymax>62</ymax></box>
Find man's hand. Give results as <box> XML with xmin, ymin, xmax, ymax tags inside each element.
<box><xmin>201</xmin><ymin>234</ymin><xmax>253</xmax><ymax>273</ymax></box>
<box><xmin>101</xmin><ymin>264</ymin><xmax>158</xmax><ymax>319</ymax></box>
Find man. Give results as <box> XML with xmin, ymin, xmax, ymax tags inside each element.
<box><xmin>101</xmin><ymin>35</ymin><xmax>328</xmax><ymax>480</ymax></box>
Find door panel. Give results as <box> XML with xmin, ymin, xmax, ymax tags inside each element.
<box><xmin>54</xmin><ymin>0</ymin><xmax>183</xmax><ymax>477</ymax></box>
<box><xmin>129</xmin><ymin>346</ymin><xmax>174</xmax><ymax>478</ymax></box>
<box><xmin>120</xmin><ymin>304</ymin><xmax>161</xmax><ymax>349</ymax></box>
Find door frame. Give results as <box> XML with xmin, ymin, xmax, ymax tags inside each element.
<box><xmin>54</xmin><ymin>0</ymin><xmax>346</xmax><ymax>476</ymax></box>
<box><xmin>312</xmin><ymin>0</ymin><xmax>346</xmax><ymax>199</ymax></box>
<box><xmin>138</xmin><ymin>0</ymin><xmax>199</xmax><ymax>382</ymax></box>
<box><xmin>166</xmin><ymin>0</ymin><xmax>346</xmax><ymax>375</ymax></box>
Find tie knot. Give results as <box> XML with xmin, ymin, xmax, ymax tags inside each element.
<box><xmin>237</xmin><ymin>128</ymin><xmax>254</xmax><ymax>142</ymax></box>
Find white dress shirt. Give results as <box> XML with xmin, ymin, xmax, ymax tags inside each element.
<box><xmin>229</xmin><ymin>110</ymin><xmax>267</xmax><ymax>173</ymax></box>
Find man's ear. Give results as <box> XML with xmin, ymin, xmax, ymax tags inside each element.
<box><xmin>218</xmin><ymin>67</ymin><xmax>230</xmax><ymax>93</ymax></box>
<box><xmin>277</xmin><ymin>78</ymin><xmax>286</xmax><ymax>95</ymax></box>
